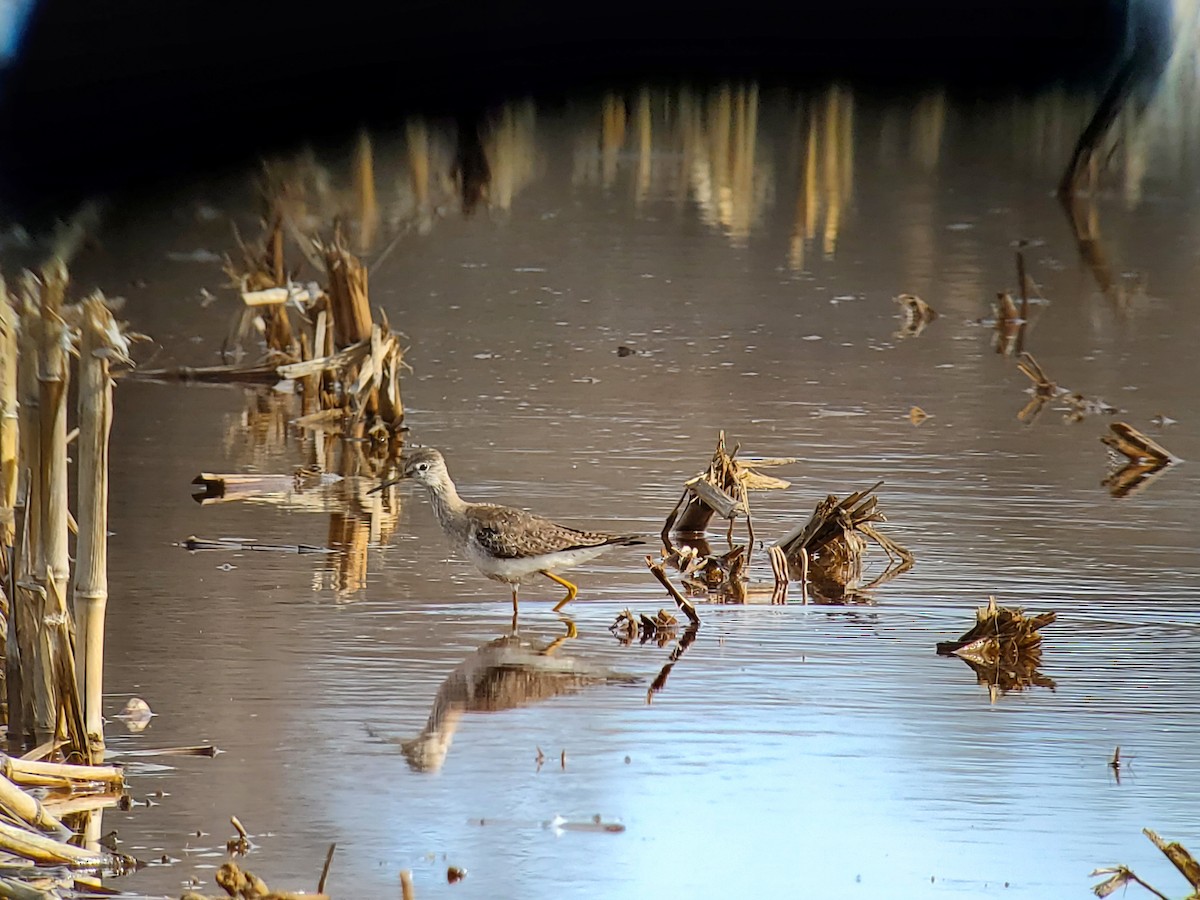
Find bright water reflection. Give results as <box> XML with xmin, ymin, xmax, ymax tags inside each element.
<box><xmin>57</xmin><ymin>54</ymin><xmax>1200</xmax><ymax>900</ymax></box>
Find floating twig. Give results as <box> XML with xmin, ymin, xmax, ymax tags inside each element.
<box><xmin>318</xmin><ymin>843</ymin><xmax>336</xmax><ymax>894</ymax></box>
<box><xmin>1100</xmin><ymin>423</ymin><xmax>1178</xmax><ymax>498</ymax></box>
<box><xmin>1102</xmin><ymin>422</ymin><xmax>1176</xmax><ymax>465</ymax></box>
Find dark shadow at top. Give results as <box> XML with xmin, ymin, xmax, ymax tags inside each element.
<box><xmin>0</xmin><ymin>0</ymin><xmax>1155</xmax><ymax>221</ymax></box>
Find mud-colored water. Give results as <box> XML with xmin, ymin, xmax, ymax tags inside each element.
<box><xmin>48</xmin><ymin>78</ymin><xmax>1200</xmax><ymax>898</ymax></box>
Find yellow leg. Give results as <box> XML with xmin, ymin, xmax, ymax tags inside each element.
<box><xmin>543</xmin><ymin>571</ymin><xmax>579</xmax><ymax>612</ymax></box>
<box><xmin>511</xmin><ymin>584</ymin><xmax>520</xmax><ymax>631</ymax></box>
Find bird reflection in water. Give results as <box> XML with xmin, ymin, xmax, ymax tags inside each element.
<box><xmin>401</xmin><ymin>632</ymin><xmax>639</xmax><ymax>772</ymax></box>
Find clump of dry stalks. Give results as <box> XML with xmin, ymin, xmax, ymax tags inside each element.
<box><xmin>1093</xmin><ymin>828</ymin><xmax>1200</xmax><ymax>899</ymax></box>
<box><xmin>138</xmin><ymin>176</ymin><xmax>412</xmax><ymax>602</ymax></box>
<box><xmin>137</xmin><ymin>173</ymin><xmax>409</xmax><ymax>461</ymax></box>
<box><xmin>230</xmin><ymin>214</ymin><xmax>408</xmax><ymax>457</ymax></box>
<box><xmin>0</xmin><ymin>261</ymin><xmax>137</xmax><ymax>888</ymax></box>
<box><xmin>936</xmin><ymin>596</ymin><xmax>1056</xmax><ymax>699</ymax></box>
<box><xmin>774</xmin><ymin>482</ymin><xmax>913</xmax><ymax>603</ymax></box>
<box><xmin>656</xmin><ymin>433</ymin><xmax>913</xmax><ymax>605</ymax></box>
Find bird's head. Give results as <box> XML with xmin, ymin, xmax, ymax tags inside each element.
<box><xmin>400</xmin><ymin>448</ymin><xmax>448</xmax><ymax>488</ymax></box>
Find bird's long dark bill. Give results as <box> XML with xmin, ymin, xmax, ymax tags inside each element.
<box><xmin>366</xmin><ymin>476</ymin><xmax>407</xmax><ymax>495</ymax></box>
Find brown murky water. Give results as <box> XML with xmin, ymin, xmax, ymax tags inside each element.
<box><xmin>49</xmin><ymin>73</ymin><xmax>1200</xmax><ymax>898</ymax></box>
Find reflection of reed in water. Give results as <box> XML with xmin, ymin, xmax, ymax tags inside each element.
<box><xmin>572</xmin><ymin>86</ymin><xmax>774</xmax><ymax>245</ymax></box>
<box><xmin>483</xmin><ymin>101</ymin><xmax>539</xmax><ymax>212</ymax></box>
<box><xmin>634</xmin><ymin>88</ymin><xmax>653</xmax><ymax>205</ymax></box>
<box><xmin>401</xmin><ymin>634</ymin><xmax>638</xmax><ymax>772</ymax></box>
<box><xmin>255</xmin><ymin>104</ymin><xmax>542</xmax><ymax>253</ymax></box>
<box><xmin>213</xmin><ymin>388</ymin><xmax>401</xmax><ymax>600</ymax></box>
<box><xmin>788</xmin><ymin>85</ymin><xmax>854</xmax><ymax>269</ymax></box>
<box><xmin>353</xmin><ymin>131</ymin><xmax>380</xmax><ymax>253</ymax></box>
<box><xmin>687</xmin><ymin>84</ymin><xmax>770</xmax><ymax>246</ymax></box>
<box><xmin>908</xmin><ymin>90</ymin><xmax>945</xmax><ymax>171</ymax></box>
<box><xmin>222</xmin><ymin>389</ymin><xmax>297</xmax><ymax>469</ymax></box>
<box><xmin>1118</xmin><ymin>0</ymin><xmax>1199</xmax><ymax>206</ymax></box>
<box><xmin>601</xmin><ymin>92</ymin><xmax>627</xmax><ymax>189</ymax></box>
<box><xmin>324</xmin><ymin>487</ymin><xmax>399</xmax><ymax>600</ymax></box>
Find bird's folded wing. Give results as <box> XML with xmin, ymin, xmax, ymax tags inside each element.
<box><xmin>471</xmin><ymin>507</ymin><xmax>608</xmax><ymax>558</ymax></box>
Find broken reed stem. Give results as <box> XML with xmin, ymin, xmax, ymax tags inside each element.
<box><xmin>28</xmin><ymin>265</ymin><xmax>68</xmax><ymax>745</ymax></box>
<box><xmin>0</xmin><ymin>754</ymin><xmax>123</xmax><ymax>784</ymax></box>
<box><xmin>12</xmin><ymin>278</ymin><xmax>44</xmax><ymax>744</ymax></box>
<box><xmin>40</xmin><ymin>790</ymin><xmax>124</xmax><ymax>817</ymax></box>
<box><xmin>1058</xmin><ymin>52</ymin><xmax>1141</xmax><ymax>197</ymax></box>
<box><xmin>1143</xmin><ymin>829</ymin><xmax>1200</xmax><ymax>891</ymax></box>
<box><xmin>0</xmin><ymin>817</ymin><xmax>112</xmax><ymax>867</ymax></box>
<box><xmin>318</xmin><ymin>842</ymin><xmax>336</xmax><ymax>894</ymax></box>
<box><xmin>321</xmin><ymin>237</ymin><xmax>372</xmax><ymax>349</ymax></box>
<box><xmin>0</xmin><ymin>280</ymin><xmax>16</xmax><ymax>568</ymax></box>
<box><xmin>73</xmin><ymin>297</ymin><xmax>114</xmax><ymax>752</ymax></box>
<box><xmin>0</xmin><ymin>769</ymin><xmax>70</xmax><ymax>839</ymax></box>
<box><xmin>645</xmin><ymin>557</ymin><xmax>701</xmax><ymax>625</ymax></box>
<box><xmin>0</xmin><ymin>282</ymin><xmax>17</xmax><ymax>735</ymax></box>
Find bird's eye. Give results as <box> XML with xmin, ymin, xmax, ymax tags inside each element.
<box><xmin>418</xmin><ymin>463</ymin><xmax>429</xmax><ymax>471</ymax></box>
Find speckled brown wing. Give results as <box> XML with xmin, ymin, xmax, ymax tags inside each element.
<box><xmin>468</xmin><ymin>505</ymin><xmax>639</xmax><ymax>559</ymax></box>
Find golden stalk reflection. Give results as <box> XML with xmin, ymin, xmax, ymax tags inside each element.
<box><xmin>788</xmin><ymin>86</ymin><xmax>854</xmax><ymax>269</ymax></box>
<box><xmin>202</xmin><ymin>392</ymin><xmax>400</xmax><ymax>602</ymax></box>
<box><xmin>246</xmin><ymin>39</ymin><xmax>1200</xmax><ymax>306</ymax></box>
<box><xmin>245</xmin><ymin>47</ymin><xmax>1199</xmax><ymax>282</ymax></box>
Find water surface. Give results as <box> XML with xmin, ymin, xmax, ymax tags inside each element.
<box><xmin>57</xmin><ymin>80</ymin><xmax>1200</xmax><ymax>898</ymax></box>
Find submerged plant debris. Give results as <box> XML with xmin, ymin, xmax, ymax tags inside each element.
<box><xmin>180</xmin><ymin>536</ymin><xmax>334</xmax><ymax>554</ymax></box>
<box><xmin>1015</xmin><ymin>352</ymin><xmax>1120</xmax><ymax>425</ymax></box>
<box><xmin>936</xmin><ymin>596</ymin><xmax>1056</xmax><ymax>698</ymax></box>
<box><xmin>893</xmin><ymin>293</ymin><xmax>938</xmax><ymax>338</ymax></box>
<box><xmin>610</xmin><ymin>608</ymin><xmax>679</xmax><ymax>646</ymax></box>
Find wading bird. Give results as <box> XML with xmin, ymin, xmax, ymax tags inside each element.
<box><xmin>376</xmin><ymin>448</ymin><xmax>643</xmax><ymax>621</ymax></box>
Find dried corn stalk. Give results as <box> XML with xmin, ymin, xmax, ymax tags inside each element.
<box><xmin>662</xmin><ymin>432</ymin><xmax>795</xmax><ymax>570</ymax></box>
<box><xmin>773</xmin><ymin>482</ymin><xmax>912</xmax><ymax>602</ymax></box>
